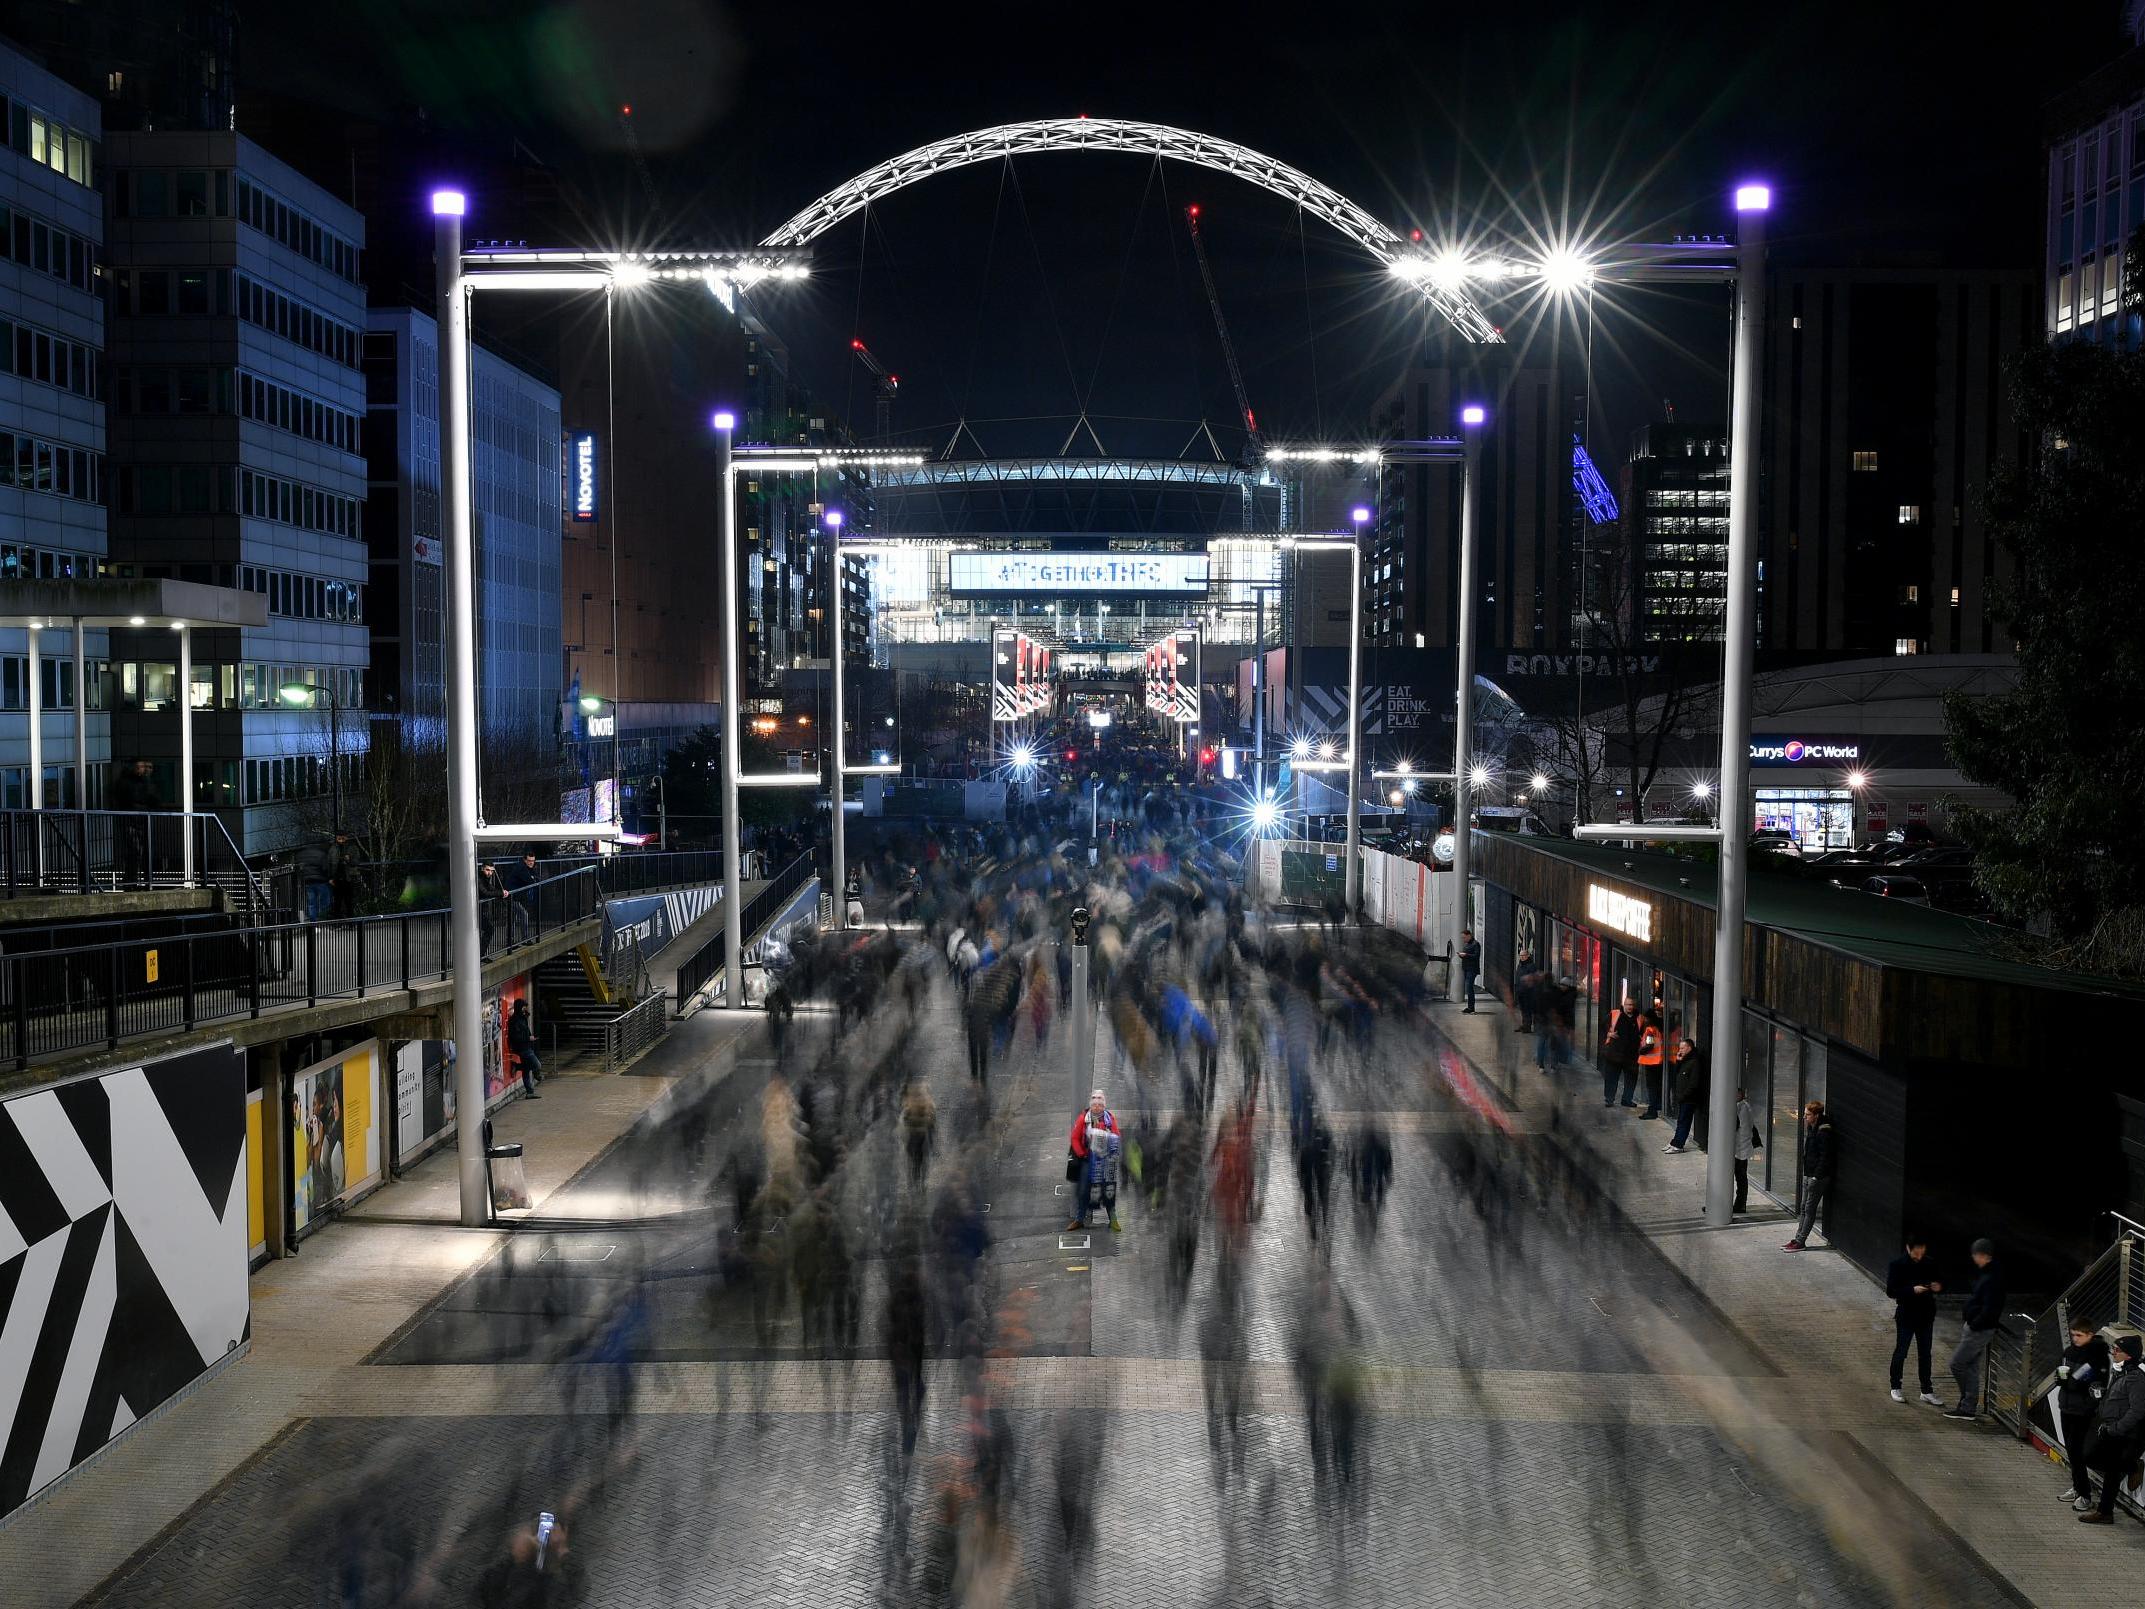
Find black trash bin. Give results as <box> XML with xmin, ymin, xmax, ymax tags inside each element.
<box><xmin>485</xmin><ymin>1140</ymin><xmax>530</xmax><ymax>1213</ymax></box>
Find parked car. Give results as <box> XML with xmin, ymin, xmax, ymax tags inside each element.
<box><xmin>1474</xmin><ymin>806</ymin><xmax>1551</xmax><ymax>836</ymax></box>
<box><xmin>1752</xmin><ymin>830</ymin><xmax>1802</xmax><ymax>858</ymax></box>
<box><xmin>1899</xmin><ymin>845</ymin><xmax>1973</xmax><ymax>870</ymax></box>
<box><xmin>1861</xmin><ymin>874</ymin><xmax>1931</xmax><ymax>906</ymax></box>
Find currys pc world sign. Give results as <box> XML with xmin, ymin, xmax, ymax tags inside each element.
<box><xmin>569</xmin><ymin>430</ymin><xmax>598</xmax><ymax>522</ymax></box>
<box><xmin>1748</xmin><ymin>735</ymin><xmax>1863</xmax><ymax>767</ymax></box>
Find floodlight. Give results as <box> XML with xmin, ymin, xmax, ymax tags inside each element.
<box><xmin>429</xmin><ymin>189</ymin><xmax>466</xmax><ymax>217</ymax></box>
<box><xmin>1735</xmin><ymin>183</ymin><xmax>1772</xmax><ymax>213</ymax></box>
<box><xmin>1461</xmin><ymin>405</ymin><xmax>1487</xmax><ymax>427</ymax></box>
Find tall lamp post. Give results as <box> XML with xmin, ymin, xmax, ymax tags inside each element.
<box><xmin>578</xmin><ymin>692</ymin><xmax>616</xmax><ymax>833</ymax></box>
<box><xmin>279</xmin><ymin>679</ymin><xmax>340</xmax><ymax>836</ymax></box>
<box><xmin>1448</xmin><ymin>406</ymin><xmax>1487</xmax><ymax>990</ymax></box>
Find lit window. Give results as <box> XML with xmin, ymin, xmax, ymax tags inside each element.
<box><xmin>1791</xmin><ymin>315</ymin><xmax>1803</xmax><ymax>330</ymax></box>
<box><xmin>1852</xmin><ymin>451</ymin><xmax>1879</xmax><ymax>472</ymax></box>
<box><xmin>1901</xmin><ymin>585</ymin><xmax>1920</xmax><ymax>603</ymax></box>
<box><xmin>1949</xmin><ymin>586</ymin><xmax>1961</xmax><ymax>607</ymax></box>
<box><xmin>1897</xmin><ymin>505</ymin><xmax>1920</xmax><ymax>524</ymax></box>
<box><xmin>1893</xmin><ymin>637</ymin><xmax>1919</xmax><ymax>656</ymax></box>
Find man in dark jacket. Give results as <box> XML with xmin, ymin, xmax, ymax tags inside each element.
<box><xmin>1884</xmin><ymin>1233</ymin><xmax>1943</xmax><ymax>1404</ymax></box>
<box><xmin>1663</xmin><ymin>1029</ymin><xmax>1707</xmax><ymax>1153</ymax></box>
<box><xmin>1458</xmin><ymin>929</ymin><xmax>1481</xmax><ymax>1013</ymax></box>
<box><xmin>1601</xmin><ymin>998</ymin><xmax>1638</xmax><ymax>1108</ymax></box>
<box><xmin>2057</xmin><ymin>1318</ymin><xmax>2112</xmax><ymax>1508</ymax></box>
<box><xmin>1782</xmin><ymin>1100</ymin><xmax>1835</xmax><ymax>1252</ymax></box>
<box><xmin>507</xmin><ymin>998</ymin><xmax>541</xmax><ymax>1098</ymax></box>
<box><xmin>1942</xmin><ymin>1238</ymin><xmax>2004</xmax><ymax>1418</ymax></box>
<box><xmin>2079</xmin><ymin>1333</ymin><xmax>2145</xmax><ymax>1523</ymax></box>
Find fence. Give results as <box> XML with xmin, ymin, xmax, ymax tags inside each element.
<box><xmin>349</xmin><ymin>847</ymin><xmax>723</xmax><ymax>913</ymax></box>
<box><xmin>0</xmin><ymin>866</ymin><xmax>600</xmax><ymax>1072</ymax></box>
<box><xmin>672</xmin><ymin>852</ymin><xmax>816</xmax><ymax>1008</ymax></box>
<box><xmin>601</xmin><ymin>993</ymin><xmax>668</xmax><ymax>1071</ymax></box>
<box><xmin>0</xmin><ymin>807</ymin><xmax>268</xmax><ymax>909</ymax></box>
<box><xmin>1986</xmin><ymin>1211</ymin><xmax>2145</xmax><ymax>1518</ymax></box>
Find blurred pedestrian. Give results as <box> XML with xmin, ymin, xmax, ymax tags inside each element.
<box><xmin>2057</xmin><ymin>1317</ymin><xmax>2111</xmax><ymax>1509</ymax></box>
<box><xmin>1884</xmin><ymin>1232</ymin><xmax>1942</xmax><ymax>1405</ymax></box>
<box><xmin>902</xmin><ymin>1078</ymin><xmax>938</xmax><ymax>1188</ymax></box>
<box><xmin>1635</xmin><ymin>1009</ymin><xmax>1664</xmax><ymax>1119</ymax></box>
<box><xmin>329</xmin><ymin>830</ymin><xmax>360</xmax><ymax>920</ymax></box>
<box><xmin>1942</xmin><ymin>1238</ymin><xmax>2004</xmax><ymax>1418</ymax></box>
<box><xmin>508</xmin><ymin>998</ymin><xmax>542</xmax><ymax>1099</ymax></box>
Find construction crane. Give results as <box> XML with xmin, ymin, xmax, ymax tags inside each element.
<box><xmin>1183</xmin><ymin>204</ymin><xmax>1260</xmax><ymax>454</ymax></box>
<box><xmin>849</xmin><ymin>338</ymin><xmax>899</xmax><ymax>441</ymax></box>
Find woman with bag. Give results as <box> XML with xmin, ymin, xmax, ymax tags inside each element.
<box><xmin>1732</xmin><ymin>1086</ymin><xmax>1760</xmax><ymax>1214</ymax></box>
<box><xmin>1066</xmin><ymin>1089</ymin><xmax>1122</xmax><ymax>1233</ymax></box>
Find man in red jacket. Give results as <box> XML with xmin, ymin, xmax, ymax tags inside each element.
<box><xmin>1067</xmin><ymin>1089</ymin><xmax>1122</xmax><ymax>1233</ymax></box>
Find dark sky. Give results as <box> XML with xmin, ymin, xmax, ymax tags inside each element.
<box><xmin>248</xmin><ymin>0</ymin><xmax>2118</xmax><ymax>456</ymax></box>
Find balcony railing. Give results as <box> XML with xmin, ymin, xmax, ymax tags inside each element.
<box><xmin>0</xmin><ymin>807</ymin><xmax>268</xmax><ymax>910</ymax></box>
<box><xmin>0</xmin><ymin>866</ymin><xmax>601</xmax><ymax>1072</ymax></box>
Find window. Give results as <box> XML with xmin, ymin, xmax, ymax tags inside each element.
<box><xmin>1901</xmin><ymin>585</ymin><xmax>1920</xmax><ymax>604</ymax></box>
<box><xmin>1898</xmin><ymin>505</ymin><xmax>1920</xmax><ymax>524</ymax></box>
<box><xmin>1893</xmin><ymin>637</ymin><xmax>1920</xmax><ymax>656</ymax></box>
<box><xmin>1852</xmin><ymin>451</ymin><xmax>1879</xmax><ymax>472</ymax></box>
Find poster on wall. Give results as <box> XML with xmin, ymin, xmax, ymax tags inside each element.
<box><xmin>289</xmin><ymin>1040</ymin><xmax>380</xmax><ymax>1236</ymax></box>
<box><xmin>485</xmin><ymin>975</ymin><xmax>530</xmax><ymax>1101</ymax></box>
<box><xmin>0</xmin><ymin>1042</ymin><xmax>249</xmax><ymax>1519</ymax></box>
<box><xmin>393</xmin><ymin>1040</ymin><xmax>455</xmax><ymax>1164</ymax></box>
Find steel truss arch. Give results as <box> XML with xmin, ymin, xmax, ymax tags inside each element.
<box><xmin>760</xmin><ymin>117</ymin><xmax>1500</xmax><ymax>344</ymax></box>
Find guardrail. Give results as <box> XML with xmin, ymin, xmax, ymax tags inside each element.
<box><xmin>0</xmin><ymin>866</ymin><xmax>601</xmax><ymax>1072</ymax></box>
<box><xmin>347</xmin><ymin>848</ymin><xmax>725</xmax><ymax>911</ymax></box>
<box><xmin>601</xmin><ymin>993</ymin><xmax>668</xmax><ymax>1071</ymax></box>
<box><xmin>672</xmin><ymin>852</ymin><xmax>815</xmax><ymax>1009</ymax></box>
<box><xmin>0</xmin><ymin>807</ymin><xmax>269</xmax><ymax>909</ymax></box>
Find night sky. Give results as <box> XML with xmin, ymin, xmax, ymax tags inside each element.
<box><xmin>249</xmin><ymin>0</ymin><xmax>2116</xmax><ymax>457</ymax></box>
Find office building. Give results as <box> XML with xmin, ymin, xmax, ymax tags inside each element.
<box><xmin>102</xmin><ymin>128</ymin><xmax>369</xmax><ymax>849</ymax></box>
<box><xmin>2044</xmin><ymin>2</ymin><xmax>2145</xmax><ymax>341</ymax></box>
<box><xmin>360</xmin><ymin>307</ymin><xmax>562</xmax><ymax>756</ymax></box>
<box><xmin>0</xmin><ymin>42</ymin><xmax>108</xmax><ymax>808</ymax></box>
<box><xmin>1623</xmin><ymin>424</ymin><xmax>1731</xmax><ymax>644</ymax></box>
<box><xmin>1755</xmin><ymin>265</ymin><xmax>2035</xmax><ymax>657</ymax></box>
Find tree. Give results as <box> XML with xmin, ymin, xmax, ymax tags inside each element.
<box><xmin>1564</xmin><ymin>540</ymin><xmax>1711</xmax><ymax>822</ymax></box>
<box><xmin>1944</xmin><ymin>327</ymin><xmax>2145</xmax><ymax>974</ymax></box>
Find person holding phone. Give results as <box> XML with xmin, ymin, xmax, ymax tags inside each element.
<box><xmin>1884</xmin><ymin>1233</ymin><xmax>1943</xmax><ymax>1404</ymax></box>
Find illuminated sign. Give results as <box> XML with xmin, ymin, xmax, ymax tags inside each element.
<box><xmin>586</xmin><ymin>714</ymin><xmax>615</xmax><ymax>738</ymax></box>
<box><xmin>569</xmin><ymin>431</ymin><xmax>598</xmax><ymax>522</ymax></box>
<box><xmin>1748</xmin><ymin>736</ymin><xmax>1862</xmax><ymax>767</ymax></box>
<box><xmin>1587</xmin><ymin>883</ymin><xmax>1654</xmax><ymax>943</ymax></box>
<box><xmin>949</xmin><ymin>553</ymin><xmax>1209</xmax><ymax>595</ymax></box>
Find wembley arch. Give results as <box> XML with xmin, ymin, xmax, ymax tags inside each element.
<box><xmin>758</xmin><ymin>116</ymin><xmax>1502</xmax><ymax>344</ymax></box>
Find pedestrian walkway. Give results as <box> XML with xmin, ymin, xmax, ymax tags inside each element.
<box><xmin>1422</xmin><ymin>995</ymin><xmax>2145</xmax><ymax>1600</ymax></box>
<box><xmin>0</xmin><ymin>1009</ymin><xmax>763</xmax><ymax>1609</ymax></box>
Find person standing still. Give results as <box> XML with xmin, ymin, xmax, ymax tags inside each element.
<box><xmin>507</xmin><ymin>998</ymin><xmax>542</xmax><ymax>1099</ymax></box>
<box><xmin>1458</xmin><ymin>930</ymin><xmax>1482</xmax><ymax>1014</ymax></box>
<box><xmin>1066</xmin><ymin>1089</ymin><xmax>1121</xmax><ymax>1234</ymax></box>
<box><xmin>1942</xmin><ymin>1238</ymin><xmax>2004</xmax><ymax>1418</ymax></box>
<box><xmin>1781</xmin><ymin>1101</ymin><xmax>1834</xmax><ymax>1251</ymax></box>
<box><xmin>1731</xmin><ymin>1088</ymin><xmax>1759</xmax><ymax>1213</ymax></box>
<box><xmin>2078</xmin><ymin>1334</ymin><xmax>2145</xmax><ymax>1524</ymax></box>
<box><xmin>2056</xmin><ymin>1318</ymin><xmax>2112</xmax><ymax>1509</ymax></box>
<box><xmin>1635</xmin><ymin>1010</ymin><xmax>1665</xmax><ymax>1119</ymax></box>
<box><xmin>1884</xmin><ymin>1234</ymin><xmax>1943</xmax><ymax>1404</ymax></box>
<box><xmin>1663</xmin><ymin>1030</ymin><xmax>1706</xmax><ymax>1153</ymax></box>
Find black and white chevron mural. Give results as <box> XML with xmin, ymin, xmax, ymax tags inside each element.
<box><xmin>0</xmin><ymin>1043</ymin><xmax>249</xmax><ymax>1517</ymax></box>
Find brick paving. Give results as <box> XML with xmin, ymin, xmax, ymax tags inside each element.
<box><xmin>4</xmin><ymin>953</ymin><xmax>2128</xmax><ymax>1606</ymax></box>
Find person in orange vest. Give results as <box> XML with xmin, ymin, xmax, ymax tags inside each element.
<box><xmin>1635</xmin><ymin>1009</ymin><xmax>1665</xmax><ymax>1119</ymax></box>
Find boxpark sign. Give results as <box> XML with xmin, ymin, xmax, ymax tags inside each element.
<box><xmin>1748</xmin><ymin>736</ymin><xmax>1863</xmax><ymax>767</ymax></box>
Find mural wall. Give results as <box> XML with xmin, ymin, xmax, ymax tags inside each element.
<box><xmin>0</xmin><ymin>1042</ymin><xmax>249</xmax><ymax>1517</ymax></box>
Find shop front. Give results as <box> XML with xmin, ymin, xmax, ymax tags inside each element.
<box><xmin>1470</xmin><ymin>829</ymin><xmax>2145</xmax><ymax>1291</ymax></box>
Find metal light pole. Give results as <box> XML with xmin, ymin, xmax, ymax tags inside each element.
<box><xmin>434</xmin><ymin>188</ymin><xmax>489</xmax><ymax>1226</ymax></box>
<box><xmin>827</xmin><ymin>509</ymin><xmax>849</xmax><ymax>927</ymax></box>
<box><xmin>1343</xmin><ymin>508</ymin><xmax>1369</xmax><ymax>916</ymax></box>
<box><xmin>1068</xmin><ymin>905</ymin><xmax>1091</xmax><ymax>1108</ymax></box>
<box><xmin>1703</xmin><ymin>188</ymin><xmax>1769</xmax><ymax>1229</ymax></box>
<box><xmin>1449</xmin><ymin>408</ymin><xmax>1486</xmax><ymax>995</ymax></box>
<box><xmin>281</xmin><ymin>680</ymin><xmax>340</xmax><ymax>835</ymax></box>
<box><xmin>714</xmin><ymin>412</ymin><xmax>746</xmax><ymax>1005</ymax></box>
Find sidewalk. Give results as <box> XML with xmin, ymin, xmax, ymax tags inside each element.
<box><xmin>1423</xmin><ymin>995</ymin><xmax>2145</xmax><ymax>1597</ymax></box>
<box><xmin>0</xmin><ymin>1010</ymin><xmax>761</xmax><ymax>1609</ymax></box>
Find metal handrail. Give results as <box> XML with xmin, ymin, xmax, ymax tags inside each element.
<box><xmin>0</xmin><ymin>866</ymin><xmax>602</xmax><ymax>1072</ymax></box>
<box><xmin>671</xmin><ymin>852</ymin><xmax>814</xmax><ymax>1008</ymax></box>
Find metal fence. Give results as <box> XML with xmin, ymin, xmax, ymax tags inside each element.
<box><xmin>0</xmin><ymin>807</ymin><xmax>268</xmax><ymax>908</ymax></box>
<box><xmin>672</xmin><ymin>853</ymin><xmax>815</xmax><ymax>1008</ymax></box>
<box><xmin>1986</xmin><ymin>1212</ymin><xmax>2145</xmax><ymax>1518</ymax></box>
<box><xmin>348</xmin><ymin>848</ymin><xmax>724</xmax><ymax>913</ymax></box>
<box><xmin>601</xmin><ymin>993</ymin><xmax>668</xmax><ymax>1071</ymax></box>
<box><xmin>0</xmin><ymin>866</ymin><xmax>601</xmax><ymax>1071</ymax></box>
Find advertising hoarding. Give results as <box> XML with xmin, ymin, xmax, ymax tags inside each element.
<box><xmin>949</xmin><ymin>552</ymin><xmax>1209</xmax><ymax>596</ymax></box>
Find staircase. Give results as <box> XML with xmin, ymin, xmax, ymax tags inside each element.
<box><xmin>533</xmin><ymin>940</ymin><xmax>666</xmax><ymax>1070</ymax></box>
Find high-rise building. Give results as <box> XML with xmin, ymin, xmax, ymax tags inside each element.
<box><xmin>1369</xmin><ymin>337</ymin><xmax>1589</xmax><ymax>655</ymax></box>
<box><xmin>2044</xmin><ymin>2</ymin><xmax>2145</xmax><ymax>341</ymax></box>
<box><xmin>1755</xmin><ymin>266</ymin><xmax>2035</xmax><ymax>656</ymax></box>
<box><xmin>360</xmin><ymin>307</ymin><xmax>562</xmax><ymax>756</ymax></box>
<box><xmin>1622</xmin><ymin>424</ymin><xmax>1731</xmax><ymax>644</ymax></box>
<box><xmin>102</xmin><ymin>128</ymin><xmax>369</xmax><ymax>848</ymax></box>
<box><xmin>0</xmin><ymin>42</ymin><xmax>109</xmax><ymax>808</ymax></box>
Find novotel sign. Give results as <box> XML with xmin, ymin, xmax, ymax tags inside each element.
<box><xmin>1748</xmin><ymin>736</ymin><xmax>1862</xmax><ymax>767</ymax></box>
<box><xmin>948</xmin><ymin>552</ymin><xmax>1209</xmax><ymax>596</ymax></box>
<box><xmin>1587</xmin><ymin>883</ymin><xmax>1654</xmax><ymax>944</ymax></box>
<box><xmin>569</xmin><ymin>430</ymin><xmax>598</xmax><ymax>522</ymax></box>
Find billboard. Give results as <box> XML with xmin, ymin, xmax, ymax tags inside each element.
<box><xmin>949</xmin><ymin>552</ymin><xmax>1209</xmax><ymax>596</ymax></box>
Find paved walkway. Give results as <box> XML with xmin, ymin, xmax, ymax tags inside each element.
<box><xmin>0</xmin><ymin>1009</ymin><xmax>761</xmax><ymax>1609</ymax></box>
<box><xmin>1422</xmin><ymin>994</ymin><xmax>2144</xmax><ymax>1601</ymax></box>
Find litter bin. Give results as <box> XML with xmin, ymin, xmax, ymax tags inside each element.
<box><xmin>486</xmin><ymin>1141</ymin><xmax>531</xmax><ymax>1213</ymax></box>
